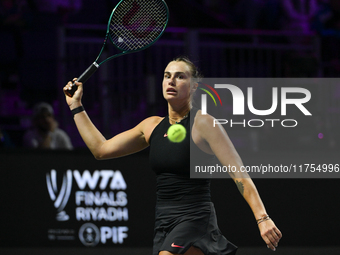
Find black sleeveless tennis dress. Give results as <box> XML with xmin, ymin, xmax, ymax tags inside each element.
<box><xmin>149</xmin><ymin>108</ymin><xmax>238</xmax><ymax>255</ymax></box>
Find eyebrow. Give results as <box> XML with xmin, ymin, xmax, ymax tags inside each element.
<box><xmin>164</xmin><ymin>71</ymin><xmax>187</xmax><ymax>76</ymax></box>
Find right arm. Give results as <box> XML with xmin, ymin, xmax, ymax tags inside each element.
<box><xmin>63</xmin><ymin>79</ymin><xmax>158</xmax><ymax>159</ymax></box>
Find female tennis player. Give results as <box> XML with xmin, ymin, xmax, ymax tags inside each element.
<box><xmin>64</xmin><ymin>57</ymin><xmax>282</xmax><ymax>255</ymax></box>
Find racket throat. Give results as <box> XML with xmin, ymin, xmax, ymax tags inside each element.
<box><xmin>78</xmin><ymin>62</ymin><xmax>100</xmax><ymax>84</ymax></box>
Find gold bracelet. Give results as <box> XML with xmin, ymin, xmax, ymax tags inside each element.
<box><xmin>257</xmin><ymin>217</ymin><xmax>271</xmax><ymax>225</ymax></box>
<box><xmin>256</xmin><ymin>215</ymin><xmax>269</xmax><ymax>223</ymax></box>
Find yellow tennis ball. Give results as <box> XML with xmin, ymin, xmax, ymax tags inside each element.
<box><xmin>167</xmin><ymin>124</ymin><xmax>187</xmax><ymax>143</ymax></box>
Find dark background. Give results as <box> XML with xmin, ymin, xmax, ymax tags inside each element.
<box><xmin>1</xmin><ymin>0</ymin><xmax>340</xmax><ymax>254</ymax></box>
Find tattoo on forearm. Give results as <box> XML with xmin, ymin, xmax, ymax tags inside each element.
<box><xmin>236</xmin><ymin>180</ymin><xmax>244</xmax><ymax>196</ymax></box>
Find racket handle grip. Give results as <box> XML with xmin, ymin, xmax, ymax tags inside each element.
<box><xmin>65</xmin><ymin>62</ymin><xmax>99</xmax><ymax>97</ymax></box>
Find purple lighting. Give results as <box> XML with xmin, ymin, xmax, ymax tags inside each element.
<box><xmin>318</xmin><ymin>133</ymin><xmax>324</xmax><ymax>139</ymax></box>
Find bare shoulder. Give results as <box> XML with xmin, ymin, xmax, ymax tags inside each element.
<box><xmin>140</xmin><ymin>116</ymin><xmax>164</xmax><ymax>144</ymax></box>
<box><xmin>192</xmin><ymin>110</ymin><xmax>215</xmax><ymax>132</ymax></box>
<box><xmin>140</xmin><ymin>116</ymin><xmax>164</xmax><ymax>129</ymax></box>
<box><xmin>142</xmin><ymin>116</ymin><xmax>164</xmax><ymax>124</ymax></box>
<box><xmin>192</xmin><ymin>110</ymin><xmax>228</xmax><ymax>145</ymax></box>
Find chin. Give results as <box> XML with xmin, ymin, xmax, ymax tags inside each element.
<box><xmin>165</xmin><ymin>96</ymin><xmax>178</xmax><ymax>102</ymax></box>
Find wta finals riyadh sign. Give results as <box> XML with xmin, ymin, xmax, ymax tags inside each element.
<box><xmin>46</xmin><ymin>169</ymin><xmax>129</xmax><ymax>246</ymax></box>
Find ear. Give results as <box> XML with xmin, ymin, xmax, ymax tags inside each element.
<box><xmin>191</xmin><ymin>82</ymin><xmax>198</xmax><ymax>93</ymax></box>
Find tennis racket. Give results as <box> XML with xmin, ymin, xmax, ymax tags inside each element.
<box><xmin>65</xmin><ymin>0</ymin><xmax>169</xmax><ymax>97</ymax></box>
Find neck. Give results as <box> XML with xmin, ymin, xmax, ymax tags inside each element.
<box><xmin>168</xmin><ymin>101</ymin><xmax>191</xmax><ymax>124</ymax></box>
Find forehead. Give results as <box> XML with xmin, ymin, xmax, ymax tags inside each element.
<box><xmin>164</xmin><ymin>61</ymin><xmax>191</xmax><ymax>74</ymax></box>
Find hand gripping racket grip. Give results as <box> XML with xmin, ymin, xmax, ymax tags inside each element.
<box><xmin>65</xmin><ymin>62</ymin><xmax>99</xmax><ymax>97</ymax></box>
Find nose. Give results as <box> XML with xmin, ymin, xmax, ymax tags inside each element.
<box><xmin>168</xmin><ymin>76</ymin><xmax>175</xmax><ymax>86</ymax></box>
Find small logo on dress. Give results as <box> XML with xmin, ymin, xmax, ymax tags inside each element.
<box><xmin>171</xmin><ymin>242</ymin><xmax>185</xmax><ymax>248</ymax></box>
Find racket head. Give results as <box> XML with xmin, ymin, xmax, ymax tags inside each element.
<box><xmin>107</xmin><ymin>0</ymin><xmax>169</xmax><ymax>53</ymax></box>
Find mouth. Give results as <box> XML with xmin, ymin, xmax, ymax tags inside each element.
<box><xmin>166</xmin><ymin>87</ymin><xmax>177</xmax><ymax>94</ymax></box>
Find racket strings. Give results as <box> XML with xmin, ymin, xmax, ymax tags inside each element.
<box><xmin>109</xmin><ymin>0</ymin><xmax>168</xmax><ymax>52</ymax></box>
